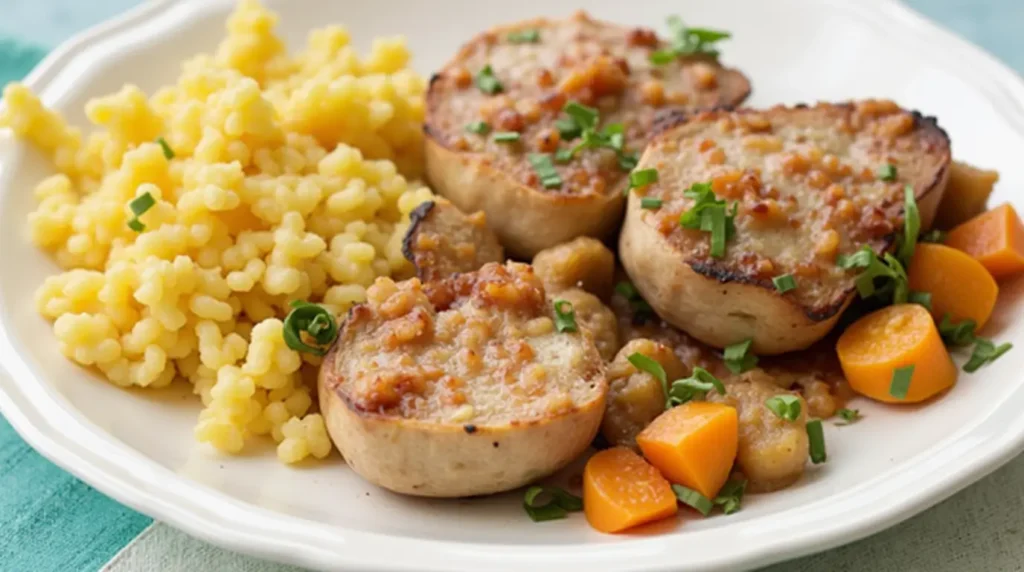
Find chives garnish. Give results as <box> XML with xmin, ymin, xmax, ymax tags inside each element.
<box><xmin>667</xmin><ymin>367</ymin><xmax>725</xmax><ymax>408</ymax></box>
<box><xmin>523</xmin><ymin>486</ymin><xmax>583</xmax><ymax>522</ymax></box>
<box><xmin>713</xmin><ymin>478</ymin><xmax>746</xmax><ymax>515</ymax></box>
<box><xmin>640</xmin><ymin>197</ymin><xmax>663</xmax><ymax>209</ymax></box>
<box><xmin>554</xmin><ymin>118</ymin><xmax>582</xmax><ymax>141</ymax></box>
<box><xmin>679</xmin><ymin>182</ymin><xmax>737</xmax><ymax>258</ymax></box>
<box><xmin>649</xmin><ymin>50</ymin><xmax>677</xmax><ymax>65</ymax></box>
<box><xmin>878</xmin><ymin>164</ymin><xmax>897</xmax><ymax>181</ymax></box>
<box><xmin>282</xmin><ymin>300</ymin><xmax>339</xmax><ymax>356</ymax></box>
<box><xmin>156</xmin><ymin>136</ymin><xmax>175</xmax><ymax>160</ymax></box>
<box><xmin>651</xmin><ymin>16</ymin><xmax>732</xmax><ymax>64</ymax></box>
<box><xmin>553</xmin><ymin>300</ymin><xmax>578</xmax><ymax>333</ymax></box>
<box><xmin>964</xmin><ymin>339</ymin><xmax>1013</xmax><ymax>373</ymax></box>
<box><xmin>465</xmin><ymin>121</ymin><xmax>491</xmax><ymax>135</ymax></box>
<box><xmin>898</xmin><ymin>185</ymin><xmax>920</xmax><ymax>263</ymax></box>
<box><xmin>773</xmin><ymin>274</ymin><xmax>796</xmax><ymax>293</ymax></box>
<box><xmin>618</xmin><ymin>152</ymin><xmax>639</xmax><ymax>171</ymax></box>
<box><xmin>553</xmin><ymin>148</ymin><xmax>574</xmax><ymax>163</ymax></box>
<box><xmin>563</xmin><ymin>101</ymin><xmax>599</xmax><ymax>131</ymax></box>
<box><xmin>507</xmin><ymin>29</ymin><xmax>540</xmax><ymax>44</ymax></box>
<box><xmin>836</xmin><ymin>408</ymin><xmax>860</xmax><ymax>425</ymax></box>
<box><xmin>627</xmin><ymin>168</ymin><xmax>659</xmax><ymax>195</ymax></box>
<box><xmin>628</xmin><ymin>353</ymin><xmax>669</xmax><ymax>400</ymax></box>
<box><xmin>492</xmin><ymin>131</ymin><xmax>521</xmax><ymax>143</ymax></box>
<box><xmin>807</xmin><ymin>419</ymin><xmax>827</xmax><ymax>464</ymax></box>
<box><xmin>126</xmin><ymin>192</ymin><xmax>156</xmax><ymax>232</ymax></box>
<box><xmin>889</xmin><ymin>365</ymin><xmax>914</xmax><ymax>399</ymax></box>
<box><xmin>764</xmin><ymin>394</ymin><xmax>801</xmax><ymax>421</ymax></box>
<box><xmin>528</xmin><ymin>153</ymin><xmax>562</xmax><ymax>189</ymax></box>
<box><xmin>672</xmin><ymin>484</ymin><xmax>713</xmax><ymax>516</ymax></box>
<box><xmin>723</xmin><ymin>338</ymin><xmax>758</xmax><ymax>374</ymax></box>
<box><xmin>475</xmin><ymin>64</ymin><xmax>503</xmax><ymax>94</ymax></box>
<box><xmin>614</xmin><ymin>281</ymin><xmax>654</xmax><ymax>322</ymax></box>
<box><xmin>938</xmin><ymin>314</ymin><xmax>977</xmax><ymax>346</ymax></box>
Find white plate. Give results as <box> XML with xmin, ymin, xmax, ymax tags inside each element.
<box><xmin>2</xmin><ymin>0</ymin><xmax>1024</xmax><ymax>570</ymax></box>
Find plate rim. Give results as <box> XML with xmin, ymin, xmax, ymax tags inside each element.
<box><xmin>2</xmin><ymin>0</ymin><xmax>1024</xmax><ymax>570</ymax></box>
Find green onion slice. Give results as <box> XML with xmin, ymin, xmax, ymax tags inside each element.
<box><xmin>628</xmin><ymin>353</ymin><xmax>668</xmax><ymax>401</ymax></box>
<box><xmin>667</xmin><ymin>367</ymin><xmax>726</xmax><ymax>407</ymax></box>
<box><xmin>650</xmin><ymin>16</ymin><xmax>732</xmax><ymax>63</ymax></box>
<box><xmin>964</xmin><ymin>339</ymin><xmax>1013</xmax><ymax>373</ymax></box>
<box><xmin>679</xmin><ymin>182</ymin><xmax>737</xmax><ymax>259</ymax></box>
<box><xmin>898</xmin><ymin>185</ymin><xmax>920</xmax><ymax>263</ymax></box>
<box><xmin>807</xmin><ymin>419</ymin><xmax>827</xmax><ymax>464</ymax></box>
<box><xmin>772</xmin><ymin>274</ymin><xmax>796</xmax><ymax>293</ymax></box>
<box><xmin>938</xmin><ymin>314</ymin><xmax>977</xmax><ymax>346</ymax></box>
<box><xmin>282</xmin><ymin>300</ymin><xmax>339</xmax><ymax>356</ymax></box>
<box><xmin>641</xmin><ymin>197</ymin><xmax>663</xmax><ymax>209</ymax></box>
<box><xmin>672</xmin><ymin>484</ymin><xmax>713</xmax><ymax>516</ymax></box>
<box><xmin>553</xmin><ymin>299</ymin><xmax>578</xmax><ymax>333</ymax></box>
<box><xmin>889</xmin><ymin>365</ymin><xmax>915</xmax><ymax>399</ymax></box>
<box><xmin>492</xmin><ymin>131</ymin><xmax>520</xmax><ymax>143</ymax></box>
<box><xmin>764</xmin><ymin>394</ymin><xmax>801</xmax><ymax>421</ymax></box>
<box><xmin>523</xmin><ymin>486</ymin><xmax>583</xmax><ymax>522</ymax></box>
<box><xmin>563</xmin><ymin>101</ymin><xmax>599</xmax><ymax>131</ymax></box>
<box><xmin>554</xmin><ymin>118</ymin><xmax>582</xmax><ymax>141</ymax></box>
<box><xmin>156</xmin><ymin>136</ymin><xmax>175</xmax><ymax>160</ymax></box>
<box><xmin>126</xmin><ymin>192</ymin><xmax>157</xmax><ymax>232</ymax></box>
<box><xmin>626</xmin><ymin>168</ymin><xmax>659</xmax><ymax>196</ymax></box>
<box><xmin>465</xmin><ymin>121</ymin><xmax>491</xmax><ymax>135</ymax></box>
<box><xmin>507</xmin><ymin>29</ymin><xmax>540</xmax><ymax>43</ymax></box>
<box><xmin>475</xmin><ymin>64</ymin><xmax>503</xmax><ymax>94</ymax></box>
<box><xmin>649</xmin><ymin>50</ymin><xmax>677</xmax><ymax>65</ymax></box>
<box><xmin>723</xmin><ymin>338</ymin><xmax>758</xmax><ymax>374</ymax></box>
<box><xmin>713</xmin><ymin>478</ymin><xmax>746</xmax><ymax>515</ymax></box>
<box><xmin>836</xmin><ymin>408</ymin><xmax>861</xmax><ymax>425</ymax></box>
<box><xmin>877</xmin><ymin>164</ymin><xmax>897</xmax><ymax>181</ymax></box>
<box><xmin>908</xmin><ymin>290</ymin><xmax>932</xmax><ymax>310</ymax></box>
<box><xmin>528</xmin><ymin>153</ymin><xmax>563</xmax><ymax>189</ymax></box>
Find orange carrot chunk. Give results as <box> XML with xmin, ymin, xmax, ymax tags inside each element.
<box><xmin>836</xmin><ymin>304</ymin><xmax>958</xmax><ymax>404</ymax></box>
<box><xmin>945</xmin><ymin>203</ymin><xmax>1024</xmax><ymax>280</ymax></box>
<box><xmin>907</xmin><ymin>242</ymin><xmax>998</xmax><ymax>329</ymax></box>
<box><xmin>636</xmin><ymin>401</ymin><xmax>738</xmax><ymax>500</ymax></box>
<box><xmin>583</xmin><ymin>447</ymin><xmax>678</xmax><ymax>533</ymax></box>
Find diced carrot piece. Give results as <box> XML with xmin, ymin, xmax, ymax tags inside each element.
<box><xmin>945</xmin><ymin>203</ymin><xmax>1024</xmax><ymax>280</ymax></box>
<box><xmin>907</xmin><ymin>242</ymin><xmax>998</xmax><ymax>329</ymax></box>
<box><xmin>583</xmin><ymin>447</ymin><xmax>678</xmax><ymax>533</ymax></box>
<box><xmin>837</xmin><ymin>304</ymin><xmax>958</xmax><ymax>404</ymax></box>
<box><xmin>635</xmin><ymin>401</ymin><xmax>738</xmax><ymax>500</ymax></box>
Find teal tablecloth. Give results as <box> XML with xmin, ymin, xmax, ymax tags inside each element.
<box><xmin>2</xmin><ymin>1</ymin><xmax>1023</xmax><ymax>571</ymax></box>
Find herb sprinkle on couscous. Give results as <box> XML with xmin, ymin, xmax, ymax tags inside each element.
<box><xmin>0</xmin><ymin>0</ymin><xmax>434</xmax><ymax>463</ymax></box>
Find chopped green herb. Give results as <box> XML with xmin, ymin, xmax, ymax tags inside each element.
<box><xmin>475</xmin><ymin>64</ymin><xmax>503</xmax><ymax>94</ymax></box>
<box><xmin>889</xmin><ymin>365</ymin><xmax>914</xmax><ymax>399</ymax></box>
<box><xmin>898</xmin><ymin>185</ymin><xmax>920</xmax><ymax>263</ymax></box>
<box><xmin>626</xmin><ymin>168</ymin><xmax>659</xmax><ymax>195</ymax></box>
<box><xmin>507</xmin><ymin>29</ymin><xmax>540</xmax><ymax>43</ymax></box>
<box><xmin>650</xmin><ymin>16</ymin><xmax>732</xmax><ymax>64</ymax></box>
<box><xmin>283</xmin><ymin>300</ymin><xmax>339</xmax><ymax>356</ymax></box>
<box><xmin>555</xmin><ymin>101</ymin><xmax>637</xmax><ymax>171</ymax></box>
<box><xmin>528</xmin><ymin>153</ymin><xmax>563</xmax><ymax>189</ymax></box>
<box><xmin>667</xmin><ymin>367</ymin><xmax>726</xmax><ymax>407</ymax></box>
<box><xmin>773</xmin><ymin>274</ymin><xmax>796</xmax><ymax>293</ymax></box>
<box><xmin>672</xmin><ymin>484</ymin><xmax>713</xmax><ymax>516</ymax></box>
<box><xmin>492</xmin><ymin>131</ymin><xmax>521</xmax><ymax>143</ymax></box>
<box><xmin>878</xmin><ymin>164</ymin><xmax>897</xmax><ymax>181</ymax></box>
<box><xmin>465</xmin><ymin>121</ymin><xmax>491</xmax><ymax>135</ymax></box>
<box><xmin>764</xmin><ymin>394</ymin><xmax>802</xmax><ymax>421</ymax></box>
<box><xmin>836</xmin><ymin>408</ymin><xmax>861</xmax><ymax>425</ymax></box>
<box><xmin>921</xmin><ymin>229</ymin><xmax>947</xmax><ymax>244</ymax></box>
<box><xmin>553</xmin><ymin>300</ymin><xmax>578</xmax><ymax>333</ymax></box>
<box><xmin>641</xmin><ymin>197</ymin><xmax>663</xmax><ymax>209</ymax></box>
<box><xmin>628</xmin><ymin>353</ymin><xmax>669</xmax><ymax>401</ymax></box>
<box><xmin>679</xmin><ymin>182</ymin><xmax>737</xmax><ymax>258</ymax></box>
<box><xmin>938</xmin><ymin>314</ymin><xmax>977</xmax><ymax>346</ymax></box>
<box><xmin>553</xmin><ymin>148</ymin><xmax>574</xmax><ymax>163</ymax></box>
<box><xmin>554</xmin><ymin>118</ymin><xmax>582</xmax><ymax>141</ymax></box>
<box><xmin>837</xmin><ymin>246</ymin><xmax>909</xmax><ymax>303</ymax></box>
<box><xmin>723</xmin><ymin>338</ymin><xmax>758</xmax><ymax>374</ymax></box>
<box><xmin>964</xmin><ymin>339</ymin><xmax>1013</xmax><ymax>373</ymax></box>
<box><xmin>523</xmin><ymin>486</ymin><xmax>583</xmax><ymax>522</ymax></box>
<box><xmin>713</xmin><ymin>478</ymin><xmax>746</xmax><ymax>515</ymax></box>
<box><xmin>908</xmin><ymin>290</ymin><xmax>932</xmax><ymax>310</ymax></box>
<box><xmin>807</xmin><ymin>419</ymin><xmax>827</xmax><ymax>464</ymax></box>
<box><xmin>126</xmin><ymin>192</ymin><xmax>157</xmax><ymax>232</ymax></box>
<box><xmin>618</xmin><ymin>152</ymin><xmax>640</xmax><ymax>171</ymax></box>
<box><xmin>156</xmin><ymin>137</ymin><xmax>175</xmax><ymax>160</ymax></box>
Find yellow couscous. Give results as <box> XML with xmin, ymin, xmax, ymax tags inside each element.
<box><xmin>0</xmin><ymin>0</ymin><xmax>434</xmax><ymax>463</ymax></box>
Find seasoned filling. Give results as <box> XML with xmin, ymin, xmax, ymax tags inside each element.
<box><xmin>402</xmin><ymin>199</ymin><xmax>504</xmax><ymax>282</ymax></box>
<box><xmin>427</xmin><ymin>11</ymin><xmax>749</xmax><ymax>197</ymax></box>
<box><xmin>327</xmin><ymin>262</ymin><xmax>605</xmax><ymax>422</ymax></box>
<box><xmin>634</xmin><ymin>102</ymin><xmax>950</xmax><ymax>311</ymax></box>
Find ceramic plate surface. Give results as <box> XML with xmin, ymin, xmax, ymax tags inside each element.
<box><xmin>2</xmin><ymin>0</ymin><xmax>1024</xmax><ymax>570</ymax></box>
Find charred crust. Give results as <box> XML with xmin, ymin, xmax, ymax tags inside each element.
<box><xmin>401</xmin><ymin>200</ymin><xmax>437</xmax><ymax>269</ymax></box>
